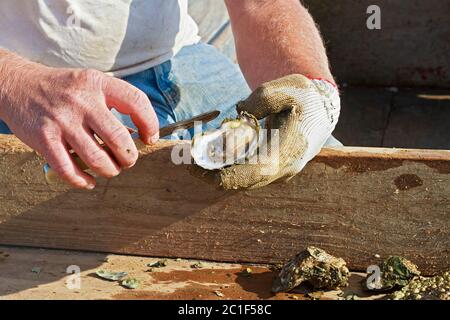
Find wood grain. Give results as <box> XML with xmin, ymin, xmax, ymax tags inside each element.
<box><xmin>208</xmin><ymin>22</ymin><xmax>236</xmax><ymax>62</ymax></box>
<box><xmin>0</xmin><ymin>135</ymin><xmax>449</xmax><ymax>275</ymax></box>
<box><xmin>303</xmin><ymin>0</ymin><xmax>450</xmax><ymax>88</ymax></box>
<box><xmin>190</xmin><ymin>0</ymin><xmax>450</xmax><ymax>88</ymax></box>
<box><xmin>189</xmin><ymin>0</ymin><xmax>236</xmax><ymax>60</ymax></box>
<box><xmin>189</xmin><ymin>0</ymin><xmax>230</xmax><ymax>43</ymax></box>
<box><xmin>334</xmin><ymin>87</ymin><xmax>393</xmax><ymax>147</ymax></box>
<box><xmin>0</xmin><ymin>136</ymin><xmax>450</xmax><ymax>273</ymax></box>
<box><xmin>383</xmin><ymin>90</ymin><xmax>450</xmax><ymax>150</ymax></box>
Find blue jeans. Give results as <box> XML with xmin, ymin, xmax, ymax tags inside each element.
<box><xmin>116</xmin><ymin>43</ymin><xmax>250</xmax><ymax>136</ymax></box>
<box><xmin>0</xmin><ymin>42</ymin><xmax>341</xmax><ymax>145</ymax></box>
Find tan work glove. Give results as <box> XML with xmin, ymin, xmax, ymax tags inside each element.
<box><xmin>193</xmin><ymin>74</ymin><xmax>340</xmax><ymax>190</ymax></box>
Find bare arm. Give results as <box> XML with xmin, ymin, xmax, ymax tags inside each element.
<box><xmin>0</xmin><ymin>49</ymin><xmax>159</xmax><ymax>189</ymax></box>
<box><xmin>224</xmin><ymin>0</ymin><xmax>334</xmax><ymax>89</ymax></box>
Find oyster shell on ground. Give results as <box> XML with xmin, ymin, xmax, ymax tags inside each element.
<box><xmin>388</xmin><ymin>271</ymin><xmax>450</xmax><ymax>300</ymax></box>
<box><xmin>365</xmin><ymin>256</ymin><xmax>421</xmax><ymax>291</ymax></box>
<box><xmin>272</xmin><ymin>246</ymin><xmax>349</xmax><ymax>293</ymax></box>
<box><xmin>95</xmin><ymin>270</ymin><xmax>128</xmax><ymax>281</ymax></box>
<box><xmin>191</xmin><ymin>112</ymin><xmax>259</xmax><ymax>170</ymax></box>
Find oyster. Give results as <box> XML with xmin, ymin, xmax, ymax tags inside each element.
<box><xmin>272</xmin><ymin>246</ymin><xmax>349</xmax><ymax>293</ymax></box>
<box><xmin>365</xmin><ymin>256</ymin><xmax>421</xmax><ymax>291</ymax></box>
<box><xmin>121</xmin><ymin>278</ymin><xmax>140</xmax><ymax>290</ymax></box>
<box><xmin>388</xmin><ymin>271</ymin><xmax>450</xmax><ymax>300</ymax></box>
<box><xmin>95</xmin><ymin>270</ymin><xmax>128</xmax><ymax>281</ymax></box>
<box><xmin>191</xmin><ymin>112</ymin><xmax>259</xmax><ymax>170</ymax></box>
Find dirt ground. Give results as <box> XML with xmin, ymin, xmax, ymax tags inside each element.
<box><xmin>0</xmin><ymin>246</ymin><xmax>385</xmax><ymax>300</ymax></box>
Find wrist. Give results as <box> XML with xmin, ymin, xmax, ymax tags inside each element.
<box><xmin>295</xmin><ymin>78</ymin><xmax>341</xmax><ymax>163</ymax></box>
<box><xmin>310</xmin><ymin>78</ymin><xmax>341</xmax><ymax>127</ymax></box>
<box><xmin>306</xmin><ymin>75</ymin><xmax>338</xmax><ymax>89</ymax></box>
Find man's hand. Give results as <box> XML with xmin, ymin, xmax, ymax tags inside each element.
<box><xmin>0</xmin><ymin>51</ymin><xmax>159</xmax><ymax>189</ymax></box>
<box><xmin>194</xmin><ymin>74</ymin><xmax>340</xmax><ymax>190</ymax></box>
<box><xmin>214</xmin><ymin>0</ymin><xmax>340</xmax><ymax>189</ymax></box>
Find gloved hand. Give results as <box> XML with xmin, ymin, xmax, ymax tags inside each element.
<box><xmin>193</xmin><ymin>74</ymin><xmax>340</xmax><ymax>190</ymax></box>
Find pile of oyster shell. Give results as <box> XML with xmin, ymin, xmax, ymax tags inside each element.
<box><xmin>389</xmin><ymin>272</ymin><xmax>450</xmax><ymax>300</ymax></box>
<box><xmin>271</xmin><ymin>248</ymin><xmax>449</xmax><ymax>300</ymax></box>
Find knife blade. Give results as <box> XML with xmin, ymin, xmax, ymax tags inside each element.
<box><xmin>159</xmin><ymin>110</ymin><xmax>220</xmax><ymax>138</ymax></box>
<box><xmin>43</xmin><ymin>110</ymin><xmax>220</xmax><ymax>184</ymax></box>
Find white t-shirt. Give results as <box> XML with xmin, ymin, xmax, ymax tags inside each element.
<box><xmin>0</xmin><ymin>0</ymin><xmax>200</xmax><ymax>77</ymax></box>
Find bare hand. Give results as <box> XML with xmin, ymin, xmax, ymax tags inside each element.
<box><xmin>0</xmin><ymin>56</ymin><xmax>159</xmax><ymax>189</ymax></box>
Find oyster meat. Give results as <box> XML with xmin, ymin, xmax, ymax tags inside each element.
<box><xmin>191</xmin><ymin>112</ymin><xmax>259</xmax><ymax>170</ymax></box>
<box><xmin>272</xmin><ymin>246</ymin><xmax>349</xmax><ymax>292</ymax></box>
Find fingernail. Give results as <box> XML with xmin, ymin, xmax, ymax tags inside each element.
<box><xmin>86</xmin><ymin>183</ymin><xmax>95</xmax><ymax>190</ymax></box>
<box><xmin>124</xmin><ymin>162</ymin><xmax>136</xmax><ymax>170</ymax></box>
<box><xmin>149</xmin><ymin>133</ymin><xmax>159</xmax><ymax>144</ymax></box>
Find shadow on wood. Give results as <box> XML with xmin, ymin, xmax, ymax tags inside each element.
<box><xmin>1</xmin><ymin>136</ymin><xmax>449</xmax><ymax>283</ymax></box>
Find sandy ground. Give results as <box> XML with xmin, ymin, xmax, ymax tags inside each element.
<box><xmin>0</xmin><ymin>246</ymin><xmax>386</xmax><ymax>300</ymax></box>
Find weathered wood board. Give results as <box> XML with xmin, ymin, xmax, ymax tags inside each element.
<box><xmin>383</xmin><ymin>90</ymin><xmax>450</xmax><ymax>149</ymax></box>
<box><xmin>190</xmin><ymin>0</ymin><xmax>450</xmax><ymax>88</ymax></box>
<box><xmin>303</xmin><ymin>0</ymin><xmax>450</xmax><ymax>88</ymax></box>
<box><xmin>188</xmin><ymin>0</ymin><xmax>230</xmax><ymax>44</ymax></box>
<box><xmin>334</xmin><ymin>88</ymin><xmax>450</xmax><ymax>150</ymax></box>
<box><xmin>0</xmin><ymin>135</ymin><xmax>449</xmax><ymax>275</ymax></box>
<box><xmin>189</xmin><ymin>0</ymin><xmax>236</xmax><ymax>61</ymax></box>
<box><xmin>334</xmin><ymin>87</ymin><xmax>393</xmax><ymax>147</ymax></box>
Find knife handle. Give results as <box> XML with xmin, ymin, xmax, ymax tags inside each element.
<box><xmin>43</xmin><ymin>110</ymin><xmax>220</xmax><ymax>184</ymax></box>
<box><xmin>43</xmin><ymin>127</ymin><xmax>138</xmax><ymax>184</ymax></box>
<box><xmin>43</xmin><ymin>143</ymin><xmax>118</xmax><ymax>184</ymax></box>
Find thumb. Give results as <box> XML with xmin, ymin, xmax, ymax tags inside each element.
<box><xmin>237</xmin><ymin>74</ymin><xmax>312</xmax><ymax>119</ymax></box>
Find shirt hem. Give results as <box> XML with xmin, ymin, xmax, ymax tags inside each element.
<box><xmin>107</xmin><ymin>35</ymin><xmax>201</xmax><ymax>78</ymax></box>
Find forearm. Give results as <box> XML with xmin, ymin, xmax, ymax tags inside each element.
<box><xmin>0</xmin><ymin>48</ymin><xmax>32</xmax><ymax>82</ymax></box>
<box><xmin>0</xmin><ymin>49</ymin><xmax>35</xmax><ymax>118</ymax></box>
<box><xmin>225</xmin><ymin>0</ymin><xmax>334</xmax><ymax>89</ymax></box>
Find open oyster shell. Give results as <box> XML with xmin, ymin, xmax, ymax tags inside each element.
<box><xmin>191</xmin><ymin>112</ymin><xmax>259</xmax><ymax>170</ymax></box>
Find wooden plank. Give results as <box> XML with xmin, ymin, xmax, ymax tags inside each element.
<box><xmin>209</xmin><ymin>21</ymin><xmax>237</xmax><ymax>62</ymax></box>
<box><xmin>383</xmin><ymin>89</ymin><xmax>450</xmax><ymax>150</ymax></box>
<box><xmin>190</xmin><ymin>1</ymin><xmax>450</xmax><ymax>88</ymax></box>
<box><xmin>334</xmin><ymin>87</ymin><xmax>393</xmax><ymax>147</ymax></box>
<box><xmin>189</xmin><ymin>0</ymin><xmax>236</xmax><ymax>61</ymax></box>
<box><xmin>0</xmin><ymin>246</ymin><xmax>379</xmax><ymax>300</ymax></box>
<box><xmin>0</xmin><ymin>135</ymin><xmax>449</xmax><ymax>275</ymax></box>
<box><xmin>303</xmin><ymin>0</ymin><xmax>450</xmax><ymax>88</ymax></box>
<box><xmin>188</xmin><ymin>0</ymin><xmax>230</xmax><ymax>43</ymax></box>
